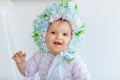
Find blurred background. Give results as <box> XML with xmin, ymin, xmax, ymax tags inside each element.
<box><xmin>0</xmin><ymin>0</ymin><xmax>120</xmax><ymax>80</ymax></box>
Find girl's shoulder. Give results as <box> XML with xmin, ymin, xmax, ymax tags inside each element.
<box><xmin>72</xmin><ymin>54</ymin><xmax>84</xmax><ymax>62</ymax></box>
<box><xmin>71</xmin><ymin>55</ymin><xmax>91</xmax><ymax>79</ymax></box>
<box><xmin>70</xmin><ymin>54</ymin><xmax>88</xmax><ymax>68</ymax></box>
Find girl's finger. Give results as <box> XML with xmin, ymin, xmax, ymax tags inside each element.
<box><xmin>16</xmin><ymin>51</ymin><xmax>24</xmax><ymax>57</ymax></box>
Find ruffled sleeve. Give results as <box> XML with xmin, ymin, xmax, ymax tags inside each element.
<box><xmin>72</xmin><ymin>56</ymin><xmax>91</xmax><ymax>80</ymax></box>
<box><xmin>25</xmin><ymin>51</ymin><xmax>42</xmax><ymax>79</ymax></box>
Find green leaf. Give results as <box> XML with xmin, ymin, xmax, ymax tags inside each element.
<box><xmin>60</xmin><ymin>0</ymin><xmax>70</xmax><ymax>6</ymax></box>
<box><xmin>32</xmin><ymin>30</ymin><xmax>38</xmax><ymax>42</ymax></box>
<box><xmin>74</xmin><ymin>3</ymin><xmax>78</xmax><ymax>9</ymax></box>
<box><xmin>38</xmin><ymin>13</ymin><xmax>47</xmax><ymax>19</ymax></box>
<box><xmin>75</xmin><ymin>24</ymin><xmax>86</xmax><ymax>37</ymax></box>
<box><xmin>66</xmin><ymin>58</ymin><xmax>74</xmax><ymax>64</ymax></box>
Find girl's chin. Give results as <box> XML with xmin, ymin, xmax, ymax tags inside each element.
<box><xmin>50</xmin><ymin>51</ymin><xmax>61</xmax><ymax>56</ymax></box>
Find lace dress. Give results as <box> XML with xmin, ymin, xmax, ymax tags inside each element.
<box><xmin>25</xmin><ymin>51</ymin><xmax>91</xmax><ymax>80</ymax></box>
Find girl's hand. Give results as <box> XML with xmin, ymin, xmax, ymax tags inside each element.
<box><xmin>12</xmin><ymin>51</ymin><xmax>26</xmax><ymax>64</ymax></box>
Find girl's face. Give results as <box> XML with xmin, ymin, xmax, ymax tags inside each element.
<box><xmin>46</xmin><ymin>20</ymin><xmax>72</xmax><ymax>56</ymax></box>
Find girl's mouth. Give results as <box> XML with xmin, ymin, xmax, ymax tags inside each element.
<box><xmin>53</xmin><ymin>42</ymin><xmax>62</xmax><ymax>45</ymax></box>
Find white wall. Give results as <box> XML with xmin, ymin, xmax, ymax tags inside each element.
<box><xmin>0</xmin><ymin>0</ymin><xmax>120</xmax><ymax>80</ymax></box>
<box><xmin>0</xmin><ymin>12</ymin><xmax>14</xmax><ymax>80</ymax></box>
<box><xmin>0</xmin><ymin>1</ymin><xmax>16</xmax><ymax>80</ymax></box>
<box><xmin>79</xmin><ymin>0</ymin><xmax>120</xmax><ymax>80</ymax></box>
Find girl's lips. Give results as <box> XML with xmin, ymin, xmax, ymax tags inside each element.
<box><xmin>53</xmin><ymin>42</ymin><xmax>62</xmax><ymax>45</ymax></box>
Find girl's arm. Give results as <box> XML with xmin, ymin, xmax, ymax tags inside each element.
<box><xmin>16</xmin><ymin>61</ymin><xmax>26</xmax><ymax>76</ymax></box>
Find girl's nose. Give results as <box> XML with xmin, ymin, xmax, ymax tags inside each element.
<box><xmin>56</xmin><ymin>34</ymin><xmax>62</xmax><ymax>39</ymax></box>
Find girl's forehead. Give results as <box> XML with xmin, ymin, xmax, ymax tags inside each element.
<box><xmin>49</xmin><ymin>20</ymin><xmax>72</xmax><ymax>30</ymax></box>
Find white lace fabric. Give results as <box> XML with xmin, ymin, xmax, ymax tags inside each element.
<box><xmin>25</xmin><ymin>51</ymin><xmax>91</xmax><ymax>80</ymax></box>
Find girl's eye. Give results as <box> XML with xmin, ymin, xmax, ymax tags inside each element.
<box><xmin>63</xmin><ymin>33</ymin><xmax>68</xmax><ymax>36</ymax></box>
<box><xmin>51</xmin><ymin>31</ymin><xmax>56</xmax><ymax>34</ymax></box>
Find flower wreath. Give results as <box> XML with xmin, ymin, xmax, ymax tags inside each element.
<box><xmin>32</xmin><ymin>0</ymin><xmax>86</xmax><ymax>63</ymax></box>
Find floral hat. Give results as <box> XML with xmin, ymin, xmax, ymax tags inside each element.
<box><xmin>32</xmin><ymin>0</ymin><xmax>86</xmax><ymax>63</ymax></box>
